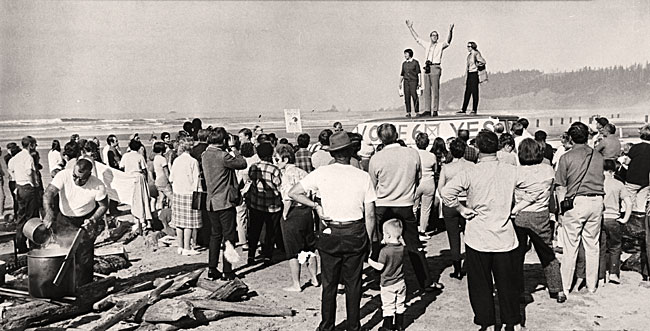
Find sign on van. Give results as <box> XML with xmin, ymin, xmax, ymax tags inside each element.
<box><xmin>354</xmin><ymin>116</ymin><xmax>498</xmax><ymax>147</ymax></box>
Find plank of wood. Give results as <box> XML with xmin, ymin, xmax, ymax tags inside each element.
<box><xmin>189</xmin><ymin>299</ymin><xmax>293</xmax><ymax>317</ymax></box>
<box><xmin>89</xmin><ymin>279</ymin><xmax>173</xmax><ymax>331</ymax></box>
<box><xmin>141</xmin><ymin>298</ymin><xmax>194</xmax><ymax>323</ymax></box>
<box><xmin>166</xmin><ymin>268</ymin><xmax>204</xmax><ymax>293</ymax></box>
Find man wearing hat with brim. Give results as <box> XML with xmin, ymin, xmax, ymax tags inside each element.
<box><xmin>289</xmin><ymin>131</ymin><xmax>377</xmax><ymax>331</ymax></box>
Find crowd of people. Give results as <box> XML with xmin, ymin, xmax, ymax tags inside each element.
<box><xmin>1</xmin><ymin>115</ymin><xmax>649</xmax><ymax>331</ymax></box>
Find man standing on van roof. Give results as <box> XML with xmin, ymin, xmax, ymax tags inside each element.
<box><xmin>406</xmin><ymin>20</ymin><xmax>454</xmax><ymax>117</ymax></box>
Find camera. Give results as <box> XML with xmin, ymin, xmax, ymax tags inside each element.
<box><xmin>424</xmin><ymin>60</ymin><xmax>433</xmax><ymax>74</ymax></box>
<box><xmin>560</xmin><ymin>197</ymin><xmax>574</xmax><ymax>215</ymax></box>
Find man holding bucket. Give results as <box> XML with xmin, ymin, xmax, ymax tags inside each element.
<box><xmin>42</xmin><ymin>159</ymin><xmax>108</xmax><ymax>286</ymax></box>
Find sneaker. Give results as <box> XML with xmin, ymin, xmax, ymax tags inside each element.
<box><xmin>182</xmin><ymin>249</ymin><xmax>201</xmax><ymax>256</ymax></box>
<box><xmin>456</xmin><ymin>110</ymin><xmax>466</xmax><ymax>114</ymax></box>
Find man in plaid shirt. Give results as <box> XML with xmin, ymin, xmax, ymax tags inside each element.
<box><xmin>246</xmin><ymin>143</ymin><xmax>283</xmax><ymax>265</ymax></box>
<box><xmin>459</xmin><ymin>129</ymin><xmax>479</xmax><ymax>163</ymax></box>
<box><xmin>295</xmin><ymin>133</ymin><xmax>314</xmax><ymax>173</ymax></box>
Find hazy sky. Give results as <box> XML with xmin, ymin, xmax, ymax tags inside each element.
<box><xmin>1</xmin><ymin>0</ymin><xmax>649</xmax><ymax>119</ymax></box>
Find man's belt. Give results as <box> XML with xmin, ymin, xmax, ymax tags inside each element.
<box><xmin>577</xmin><ymin>194</ymin><xmax>604</xmax><ymax>197</ymax></box>
<box><xmin>326</xmin><ymin>219</ymin><xmax>363</xmax><ymax>228</ymax></box>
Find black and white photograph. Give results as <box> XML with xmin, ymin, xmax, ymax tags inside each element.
<box><xmin>0</xmin><ymin>1</ymin><xmax>649</xmax><ymax>330</ymax></box>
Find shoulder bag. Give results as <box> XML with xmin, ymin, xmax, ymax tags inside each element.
<box><xmin>559</xmin><ymin>150</ymin><xmax>594</xmax><ymax>215</ymax></box>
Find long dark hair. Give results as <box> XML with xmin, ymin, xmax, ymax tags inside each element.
<box><xmin>51</xmin><ymin>140</ymin><xmax>61</xmax><ymax>152</ymax></box>
<box><xmin>429</xmin><ymin>137</ymin><xmax>448</xmax><ymax>163</ymax></box>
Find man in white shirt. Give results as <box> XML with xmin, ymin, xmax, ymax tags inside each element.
<box><xmin>289</xmin><ymin>131</ymin><xmax>376</xmax><ymax>331</ymax></box>
<box><xmin>43</xmin><ymin>159</ymin><xmax>108</xmax><ymax>286</ymax></box>
<box><xmin>406</xmin><ymin>20</ymin><xmax>454</xmax><ymax>117</ymax></box>
<box><xmin>7</xmin><ymin>136</ymin><xmax>41</xmax><ymax>252</ymax></box>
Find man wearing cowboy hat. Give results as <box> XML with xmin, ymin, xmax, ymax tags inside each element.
<box><xmin>289</xmin><ymin>130</ymin><xmax>377</xmax><ymax>331</ymax></box>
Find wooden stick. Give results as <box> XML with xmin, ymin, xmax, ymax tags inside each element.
<box><xmin>89</xmin><ymin>279</ymin><xmax>173</xmax><ymax>331</ymax></box>
<box><xmin>189</xmin><ymin>299</ymin><xmax>293</xmax><ymax>317</ymax></box>
<box><xmin>205</xmin><ymin>278</ymin><xmax>248</xmax><ymax>301</ymax></box>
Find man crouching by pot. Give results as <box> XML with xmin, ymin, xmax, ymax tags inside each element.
<box><xmin>42</xmin><ymin>158</ymin><xmax>108</xmax><ymax>286</ymax></box>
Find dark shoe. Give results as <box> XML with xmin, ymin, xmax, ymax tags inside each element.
<box><xmin>556</xmin><ymin>292</ymin><xmax>567</xmax><ymax>303</ymax></box>
<box><xmin>207</xmin><ymin>269</ymin><xmax>222</xmax><ymax>281</ymax></box>
<box><xmin>431</xmin><ymin>111</ymin><xmax>439</xmax><ymax>117</ymax></box>
<box><xmin>380</xmin><ymin>316</ymin><xmax>393</xmax><ymax>331</ymax></box>
<box><xmin>456</xmin><ymin>110</ymin><xmax>466</xmax><ymax>114</ymax></box>
<box><xmin>424</xmin><ymin>281</ymin><xmax>444</xmax><ymax>292</ymax></box>
<box><xmin>405</xmin><ymin>113</ymin><xmax>412</xmax><ymax>118</ymax></box>
<box><xmin>263</xmin><ymin>257</ymin><xmax>272</xmax><ymax>266</ymax></box>
<box><xmin>222</xmin><ymin>272</ymin><xmax>237</xmax><ymax>281</ymax></box>
<box><xmin>469</xmin><ymin>111</ymin><xmax>477</xmax><ymax>115</ymax></box>
<box><xmin>450</xmin><ymin>271</ymin><xmax>464</xmax><ymax>280</ymax></box>
<box><xmin>247</xmin><ymin>257</ymin><xmax>256</xmax><ymax>266</ymax></box>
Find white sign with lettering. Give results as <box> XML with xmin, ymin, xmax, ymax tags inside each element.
<box><xmin>284</xmin><ymin>109</ymin><xmax>303</xmax><ymax>133</ymax></box>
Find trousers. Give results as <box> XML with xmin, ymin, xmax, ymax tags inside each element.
<box><xmin>461</xmin><ymin>71</ymin><xmax>480</xmax><ymax>112</ymax></box>
<box><xmin>317</xmin><ymin>221</ymin><xmax>369</xmax><ymax>331</ymax></box>
<box><xmin>559</xmin><ymin>196</ymin><xmax>602</xmax><ymax>292</ymax></box>
<box><xmin>413</xmin><ymin>179</ymin><xmax>436</xmax><ymax>232</ymax></box>
<box><xmin>248</xmin><ymin>208</ymin><xmax>281</xmax><ymax>260</ymax></box>
<box><xmin>207</xmin><ymin>207</ymin><xmax>237</xmax><ymax>273</ymax></box>
<box><xmin>466</xmin><ymin>245</ymin><xmax>522</xmax><ymax>327</ymax></box>
<box><xmin>514</xmin><ymin>211</ymin><xmax>563</xmax><ymax>294</ymax></box>
<box><xmin>403</xmin><ymin>79</ymin><xmax>419</xmax><ymax>114</ymax></box>
<box><xmin>15</xmin><ymin>184</ymin><xmax>41</xmax><ymax>251</ymax></box>
<box><xmin>423</xmin><ymin>65</ymin><xmax>441</xmax><ymax>113</ymax></box>
<box><xmin>380</xmin><ymin>280</ymin><xmax>406</xmax><ymax>317</ymax></box>
<box><xmin>443</xmin><ymin>204</ymin><xmax>466</xmax><ymax>262</ymax></box>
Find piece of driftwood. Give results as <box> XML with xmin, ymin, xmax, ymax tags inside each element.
<box><xmin>137</xmin><ymin>310</ymin><xmax>231</xmax><ymax>331</ymax></box>
<box><xmin>89</xmin><ymin>279</ymin><xmax>173</xmax><ymax>331</ymax></box>
<box><xmin>190</xmin><ymin>299</ymin><xmax>293</xmax><ymax>317</ymax></box>
<box><xmin>141</xmin><ymin>298</ymin><xmax>195</xmax><ymax>323</ymax></box>
<box><xmin>205</xmin><ymin>277</ymin><xmax>249</xmax><ymax>301</ymax></box>
<box><xmin>166</xmin><ymin>268</ymin><xmax>204</xmax><ymax>293</ymax></box>
<box><xmin>0</xmin><ymin>277</ymin><xmax>116</xmax><ymax>331</ymax></box>
<box><xmin>94</xmin><ymin>287</ymin><xmax>192</xmax><ymax>312</ymax></box>
<box><xmin>125</xmin><ymin>281</ymin><xmax>155</xmax><ymax>294</ymax></box>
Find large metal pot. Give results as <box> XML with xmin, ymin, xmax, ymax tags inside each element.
<box><xmin>28</xmin><ymin>248</ymin><xmax>76</xmax><ymax>298</ymax></box>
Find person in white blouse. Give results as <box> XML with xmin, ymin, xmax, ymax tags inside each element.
<box><xmin>406</xmin><ymin>20</ymin><xmax>454</xmax><ymax>117</ymax></box>
<box><xmin>48</xmin><ymin>140</ymin><xmax>63</xmax><ymax>178</ymax></box>
<box><xmin>169</xmin><ymin>137</ymin><xmax>202</xmax><ymax>256</ymax></box>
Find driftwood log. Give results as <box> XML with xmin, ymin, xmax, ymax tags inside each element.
<box><xmin>136</xmin><ymin>310</ymin><xmax>230</xmax><ymax>331</ymax></box>
<box><xmin>141</xmin><ymin>298</ymin><xmax>195</xmax><ymax>322</ymax></box>
<box><xmin>89</xmin><ymin>279</ymin><xmax>173</xmax><ymax>331</ymax></box>
<box><xmin>0</xmin><ymin>277</ymin><xmax>116</xmax><ymax>331</ymax></box>
<box><xmin>190</xmin><ymin>299</ymin><xmax>293</xmax><ymax>317</ymax></box>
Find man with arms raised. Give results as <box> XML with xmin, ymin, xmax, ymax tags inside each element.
<box><xmin>43</xmin><ymin>159</ymin><xmax>108</xmax><ymax>286</ymax></box>
<box><xmin>406</xmin><ymin>20</ymin><xmax>454</xmax><ymax>117</ymax></box>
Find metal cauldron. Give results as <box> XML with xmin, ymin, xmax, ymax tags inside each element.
<box><xmin>23</xmin><ymin>218</ymin><xmax>52</xmax><ymax>246</ymax></box>
<box><xmin>27</xmin><ymin>248</ymin><xmax>76</xmax><ymax>298</ymax></box>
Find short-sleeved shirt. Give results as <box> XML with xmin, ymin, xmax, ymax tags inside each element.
<box><xmin>415</xmin><ymin>38</ymin><xmax>449</xmax><ymax>64</ymax></box>
<box><xmin>401</xmin><ymin>59</ymin><xmax>421</xmax><ymax>82</ymax></box>
<box><xmin>626</xmin><ymin>141</ymin><xmax>650</xmax><ymax>187</ymax></box>
<box><xmin>120</xmin><ymin>151</ymin><xmax>147</xmax><ymax>175</ymax></box>
<box><xmin>153</xmin><ymin>154</ymin><xmax>170</xmax><ymax>187</ymax></box>
<box><xmin>603</xmin><ymin>174</ymin><xmax>631</xmax><ymax>219</ymax></box>
<box><xmin>280</xmin><ymin>164</ymin><xmax>308</xmax><ymax>202</ymax></box>
<box><xmin>497</xmin><ymin>150</ymin><xmax>518</xmax><ymax>166</ymax></box>
<box><xmin>378</xmin><ymin>243</ymin><xmax>404</xmax><ymax>287</ymax></box>
<box><xmin>311</xmin><ymin>150</ymin><xmax>334</xmax><ymax>169</ymax></box>
<box><xmin>555</xmin><ymin>144</ymin><xmax>605</xmax><ymax>197</ymax></box>
<box><xmin>300</xmin><ymin>163</ymin><xmax>377</xmax><ymax>222</ymax></box>
<box><xmin>595</xmin><ymin>135</ymin><xmax>622</xmax><ymax>160</ymax></box>
<box><xmin>7</xmin><ymin>149</ymin><xmax>36</xmax><ymax>186</ymax></box>
<box><xmin>51</xmin><ymin>169</ymin><xmax>107</xmax><ymax>217</ymax></box>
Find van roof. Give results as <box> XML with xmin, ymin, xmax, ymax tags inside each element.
<box><xmin>361</xmin><ymin>113</ymin><xmax>519</xmax><ymax>123</ymax></box>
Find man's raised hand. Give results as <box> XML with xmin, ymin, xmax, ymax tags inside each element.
<box><xmin>449</xmin><ymin>23</ymin><xmax>455</xmax><ymax>31</ymax></box>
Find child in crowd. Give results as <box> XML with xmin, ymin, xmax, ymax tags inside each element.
<box><xmin>369</xmin><ymin>219</ymin><xmax>407</xmax><ymax>331</ymax></box>
<box><xmin>601</xmin><ymin>159</ymin><xmax>632</xmax><ymax>284</ymax></box>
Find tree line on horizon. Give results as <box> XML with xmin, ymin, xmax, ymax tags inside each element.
<box><xmin>376</xmin><ymin>63</ymin><xmax>650</xmax><ymax>112</ymax></box>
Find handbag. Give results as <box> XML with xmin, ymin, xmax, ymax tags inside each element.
<box><xmin>191</xmin><ymin>191</ymin><xmax>207</xmax><ymax>211</ymax></box>
<box><xmin>559</xmin><ymin>150</ymin><xmax>594</xmax><ymax>215</ymax></box>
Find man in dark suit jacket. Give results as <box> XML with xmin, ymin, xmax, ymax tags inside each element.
<box><xmin>201</xmin><ymin>127</ymin><xmax>247</xmax><ymax>281</ymax></box>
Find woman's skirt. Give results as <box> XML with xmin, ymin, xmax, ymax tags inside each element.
<box><xmin>171</xmin><ymin>193</ymin><xmax>202</xmax><ymax>229</ymax></box>
<box><xmin>281</xmin><ymin>205</ymin><xmax>316</xmax><ymax>259</ymax></box>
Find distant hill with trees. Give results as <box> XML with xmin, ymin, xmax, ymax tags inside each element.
<box><xmin>379</xmin><ymin>63</ymin><xmax>650</xmax><ymax>112</ymax></box>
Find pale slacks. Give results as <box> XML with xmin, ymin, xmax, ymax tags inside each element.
<box><xmin>625</xmin><ymin>183</ymin><xmax>649</xmax><ymax>213</ymax></box>
<box><xmin>559</xmin><ymin>196</ymin><xmax>603</xmax><ymax>292</ymax></box>
<box><xmin>380</xmin><ymin>280</ymin><xmax>406</xmax><ymax>317</ymax></box>
<box><xmin>413</xmin><ymin>179</ymin><xmax>436</xmax><ymax>232</ymax></box>
<box><xmin>422</xmin><ymin>66</ymin><xmax>441</xmax><ymax>113</ymax></box>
